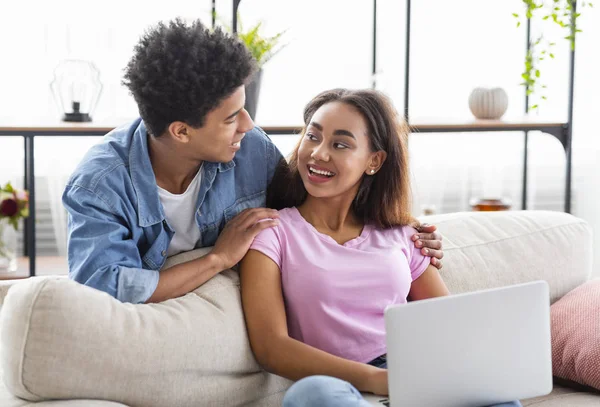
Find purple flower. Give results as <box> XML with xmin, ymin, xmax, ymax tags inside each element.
<box><xmin>0</xmin><ymin>198</ymin><xmax>18</xmax><ymax>217</ymax></box>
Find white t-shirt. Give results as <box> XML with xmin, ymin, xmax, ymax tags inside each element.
<box><xmin>157</xmin><ymin>166</ymin><xmax>202</xmax><ymax>257</ymax></box>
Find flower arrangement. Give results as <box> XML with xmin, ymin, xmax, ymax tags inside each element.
<box><xmin>0</xmin><ymin>182</ymin><xmax>28</xmax><ymax>268</ymax></box>
<box><xmin>0</xmin><ymin>182</ymin><xmax>29</xmax><ymax>230</ymax></box>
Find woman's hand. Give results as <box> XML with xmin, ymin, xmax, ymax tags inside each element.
<box><xmin>362</xmin><ymin>366</ymin><xmax>389</xmax><ymax>396</ymax></box>
<box><xmin>412</xmin><ymin>223</ymin><xmax>444</xmax><ymax>269</ymax></box>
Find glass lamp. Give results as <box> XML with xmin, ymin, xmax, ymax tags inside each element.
<box><xmin>50</xmin><ymin>59</ymin><xmax>103</xmax><ymax>122</ymax></box>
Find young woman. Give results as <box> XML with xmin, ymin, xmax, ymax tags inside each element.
<box><xmin>240</xmin><ymin>89</ymin><xmax>521</xmax><ymax>407</ymax></box>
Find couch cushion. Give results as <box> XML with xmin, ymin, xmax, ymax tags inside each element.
<box><xmin>550</xmin><ymin>279</ymin><xmax>600</xmax><ymax>390</ymax></box>
<box><xmin>0</xmin><ymin>248</ymin><xmax>291</xmax><ymax>407</ymax></box>
<box><xmin>421</xmin><ymin>211</ymin><xmax>593</xmax><ymax>303</ymax></box>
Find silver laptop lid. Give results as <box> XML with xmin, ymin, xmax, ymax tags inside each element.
<box><xmin>384</xmin><ymin>281</ymin><xmax>552</xmax><ymax>407</ymax></box>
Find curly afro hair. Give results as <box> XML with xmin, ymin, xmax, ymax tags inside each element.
<box><xmin>122</xmin><ymin>18</ymin><xmax>257</xmax><ymax>137</ymax></box>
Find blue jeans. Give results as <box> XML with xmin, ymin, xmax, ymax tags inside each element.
<box><xmin>282</xmin><ymin>355</ymin><xmax>522</xmax><ymax>407</ymax></box>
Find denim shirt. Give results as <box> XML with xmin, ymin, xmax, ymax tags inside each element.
<box><xmin>63</xmin><ymin>118</ymin><xmax>283</xmax><ymax>304</ymax></box>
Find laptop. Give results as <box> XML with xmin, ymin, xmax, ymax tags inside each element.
<box><xmin>362</xmin><ymin>281</ymin><xmax>553</xmax><ymax>407</ymax></box>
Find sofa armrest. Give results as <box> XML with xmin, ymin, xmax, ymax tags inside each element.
<box><xmin>0</xmin><ymin>281</ymin><xmax>21</xmax><ymax>309</ymax></box>
<box><xmin>0</xmin><ymin>277</ymin><xmax>66</xmax><ymax>310</ymax></box>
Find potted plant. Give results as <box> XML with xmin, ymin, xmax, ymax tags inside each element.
<box><xmin>512</xmin><ymin>0</ymin><xmax>593</xmax><ymax>109</ymax></box>
<box><xmin>237</xmin><ymin>20</ymin><xmax>286</xmax><ymax>119</ymax></box>
<box><xmin>0</xmin><ymin>182</ymin><xmax>29</xmax><ymax>273</ymax></box>
<box><xmin>214</xmin><ymin>12</ymin><xmax>287</xmax><ymax>120</ymax></box>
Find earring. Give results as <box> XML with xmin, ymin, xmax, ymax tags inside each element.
<box><xmin>370</xmin><ymin>169</ymin><xmax>375</xmax><ymax>174</ymax></box>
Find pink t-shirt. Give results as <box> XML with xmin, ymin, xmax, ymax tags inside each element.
<box><xmin>249</xmin><ymin>207</ymin><xmax>430</xmax><ymax>364</ymax></box>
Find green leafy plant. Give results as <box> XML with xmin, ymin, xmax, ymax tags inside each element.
<box><xmin>237</xmin><ymin>20</ymin><xmax>287</xmax><ymax>67</ymax></box>
<box><xmin>512</xmin><ymin>0</ymin><xmax>593</xmax><ymax>109</ymax></box>
<box><xmin>214</xmin><ymin>14</ymin><xmax>287</xmax><ymax>67</ymax></box>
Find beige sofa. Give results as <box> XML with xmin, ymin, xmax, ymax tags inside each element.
<box><xmin>0</xmin><ymin>210</ymin><xmax>598</xmax><ymax>406</ymax></box>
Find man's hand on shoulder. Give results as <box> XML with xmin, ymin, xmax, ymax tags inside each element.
<box><xmin>212</xmin><ymin>208</ymin><xmax>280</xmax><ymax>270</ymax></box>
<box><xmin>412</xmin><ymin>223</ymin><xmax>444</xmax><ymax>270</ymax></box>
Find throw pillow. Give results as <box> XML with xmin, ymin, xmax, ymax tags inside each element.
<box><xmin>551</xmin><ymin>279</ymin><xmax>600</xmax><ymax>390</ymax></box>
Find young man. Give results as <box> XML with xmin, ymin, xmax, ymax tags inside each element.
<box><xmin>63</xmin><ymin>19</ymin><xmax>443</xmax><ymax>304</ymax></box>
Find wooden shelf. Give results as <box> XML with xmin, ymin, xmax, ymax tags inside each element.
<box><xmin>0</xmin><ymin>118</ymin><xmax>303</xmax><ymax>137</ymax></box>
<box><xmin>257</xmin><ymin>116</ymin><xmax>567</xmax><ymax>136</ymax></box>
<box><xmin>260</xmin><ymin>117</ymin><xmax>568</xmax><ymax>146</ymax></box>
<box><xmin>408</xmin><ymin>116</ymin><xmax>566</xmax><ymax>133</ymax></box>
<box><xmin>0</xmin><ymin>117</ymin><xmax>566</xmax><ymax>137</ymax></box>
<box><xmin>0</xmin><ymin>117</ymin><xmax>133</xmax><ymax>136</ymax></box>
<box><xmin>261</xmin><ymin>126</ymin><xmax>303</xmax><ymax>134</ymax></box>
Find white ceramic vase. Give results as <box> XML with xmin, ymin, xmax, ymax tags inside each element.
<box><xmin>468</xmin><ymin>87</ymin><xmax>508</xmax><ymax>120</ymax></box>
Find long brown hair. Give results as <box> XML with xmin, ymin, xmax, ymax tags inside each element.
<box><xmin>267</xmin><ymin>88</ymin><xmax>416</xmax><ymax>229</ymax></box>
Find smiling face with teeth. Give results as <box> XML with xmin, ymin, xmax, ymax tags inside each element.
<box><xmin>297</xmin><ymin>101</ymin><xmax>385</xmax><ymax>202</ymax></box>
<box><xmin>276</xmin><ymin>89</ymin><xmax>413</xmax><ymax>228</ymax></box>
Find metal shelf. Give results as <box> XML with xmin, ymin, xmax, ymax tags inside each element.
<box><xmin>397</xmin><ymin>0</ymin><xmax>576</xmax><ymax>214</ymax></box>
